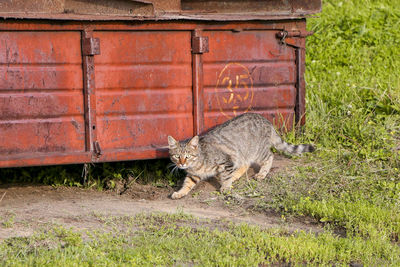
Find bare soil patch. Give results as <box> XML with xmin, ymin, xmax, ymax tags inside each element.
<box><xmin>0</xmin><ymin>155</ymin><xmax>322</xmax><ymax>240</ymax></box>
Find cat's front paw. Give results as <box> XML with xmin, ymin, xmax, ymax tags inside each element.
<box><xmin>253</xmin><ymin>173</ymin><xmax>266</xmax><ymax>180</ymax></box>
<box><xmin>171</xmin><ymin>191</ymin><xmax>185</xmax><ymax>200</ymax></box>
<box><xmin>219</xmin><ymin>185</ymin><xmax>232</xmax><ymax>194</ymax></box>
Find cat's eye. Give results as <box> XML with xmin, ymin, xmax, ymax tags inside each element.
<box><xmin>173</xmin><ymin>155</ymin><xmax>179</xmax><ymax>159</ymax></box>
<box><xmin>186</xmin><ymin>155</ymin><xmax>192</xmax><ymax>159</ymax></box>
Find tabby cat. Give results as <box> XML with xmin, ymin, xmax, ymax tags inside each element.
<box><xmin>168</xmin><ymin>113</ymin><xmax>314</xmax><ymax>199</ymax></box>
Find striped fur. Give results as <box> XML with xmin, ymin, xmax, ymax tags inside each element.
<box><xmin>168</xmin><ymin>113</ymin><xmax>315</xmax><ymax>199</ymax></box>
<box><xmin>271</xmin><ymin>130</ymin><xmax>315</xmax><ymax>155</ymax></box>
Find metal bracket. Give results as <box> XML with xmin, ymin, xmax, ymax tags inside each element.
<box><xmin>93</xmin><ymin>141</ymin><xmax>102</xmax><ymax>156</ymax></box>
<box><xmin>276</xmin><ymin>30</ymin><xmax>313</xmax><ymax>49</ymax></box>
<box><xmin>82</xmin><ymin>37</ymin><xmax>100</xmax><ymax>56</ymax></box>
<box><xmin>192</xmin><ymin>36</ymin><xmax>209</xmax><ymax>54</ymax></box>
<box><xmin>191</xmin><ymin>30</ymin><xmax>206</xmax><ymax>135</ymax></box>
<box><xmin>82</xmin><ymin>29</ymin><xmax>100</xmax><ymax>160</ymax></box>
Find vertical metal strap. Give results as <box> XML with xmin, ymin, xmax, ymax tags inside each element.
<box><xmin>295</xmin><ymin>47</ymin><xmax>306</xmax><ymax>129</ymax></box>
<box><xmin>191</xmin><ymin>29</ymin><xmax>208</xmax><ymax>136</ymax></box>
<box><xmin>276</xmin><ymin>28</ymin><xmax>311</xmax><ymax>129</ymax></box>
<box><xmin>81</xmin><ymin>28</ymin><xmax>101</xmax><ymax>159</ymax></box>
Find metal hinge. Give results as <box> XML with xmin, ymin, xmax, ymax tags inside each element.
<box><xmin>192</xmin><ymin>36</ymin><xmax>209</xmax><ymax>54</ymax></box>
<box><xmin>82</xmin><ymin>37</ymin><xmax>100</xmax><ymax>56</ymax></box>
<box><xmin>276</xmin><ymin>30</ymin><xmax>314</xmax><ymax>49</ymax></box>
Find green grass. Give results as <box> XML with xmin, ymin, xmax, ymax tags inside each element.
<box><xmin>1</xmin><ymin>0</ymin><xmax>400</xmax><ymax>264</ymax></box>
<box><xmin>305</xmin><ymin>0</ymin><xmax>400</xmax><ymax>157</ymax></box>
<box><xmin>295</xmin><ymin>0</ymin><xmax>400</xmax><ymax>240</ymax></box>
<box><xmin>1</xmin><ymin>212</ymin><xmax>16</xmax><ymax>229</ymax></box>
<box><xmin>1</xmin><ymin>213</ymin><xmax>399</xmax><ymax>266</ymax></box>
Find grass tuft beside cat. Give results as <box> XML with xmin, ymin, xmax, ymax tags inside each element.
<box><xmin>168</xmin><ymin>113</ymin><xmax>314</xmax><ymax>199</ymax></box>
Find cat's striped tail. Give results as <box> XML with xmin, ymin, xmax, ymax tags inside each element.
<box><xmin>271</xmin><ymin>129</ymin><xmax>315</xmax><ymax>155</ymax></box>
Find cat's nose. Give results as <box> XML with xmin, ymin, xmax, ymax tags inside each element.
<box><xmin>179</xmin><ymin>157</ymin><xmax>186</xmax><ymax>165</ymax></box>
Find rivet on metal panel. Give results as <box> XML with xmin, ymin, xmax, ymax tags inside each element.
<box><xmin>82</xmin><ymin>37</ymin><xmax>100</xmax><ymax>56</ymax></box>
<box><xmin>192</xmin><ymin>36</ymin><xmax>209</xmax><ymax>54</ymax></box>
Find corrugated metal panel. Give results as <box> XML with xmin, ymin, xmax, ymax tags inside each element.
<box><xmin>94</xmin><ymin>31</ymin><xmax>193</xmax><ymax>155</ymax></box>
<box><xmin>203</xmin><ymin>30</ymin><xmax>296</xmax><ymax>130</ymax></box>
<box><xmin>0</xmin><ymin>31</ymin><xmax>85</xmax><ymax>157</ymax></box>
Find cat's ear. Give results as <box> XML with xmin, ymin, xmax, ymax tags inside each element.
<box><xmin>168</xmin><ymin>136</ymin><xmax>178</xmax><ymax>149</ymax></box>
<box><xmin>188</xmin><ymin>136</ymin><xmax>199</xmax><ymax>149</ymax></box>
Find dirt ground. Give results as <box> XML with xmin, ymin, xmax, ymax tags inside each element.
<box><xmin>0</xmin><ymin>156</ymin><xmax>322</xmax><ymax>240</ymax></box>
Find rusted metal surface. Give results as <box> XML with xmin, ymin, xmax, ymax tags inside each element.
<box><xmin>92</xmin><ymin>30</ymin><xmax>193</xmax><ymax>162</ymax></box>
<box><xmin>0</xmin><ymin>31</ymin><xmax>86</xmax><ymax>167</ymax></box>
<box><xmin>0</xmin><ymin>0</ymin><xmax>320</xmax><ymax>168</ymax></box>
<box><xmin>202</xmin><ymin>30</ymin><xmax>297</xmax><ymax>131</ymax></box>
<box><xmin>181</xmin><ymin>0</ymin><xmax>321</xmax><ymax>15</ymax></box>
<box><xmin>0</xmin><ymin>20</ymin><xmax>308</xmax><ymax>31</ymax></box>
<box><xmin>0</xmin><ymin>0</ymin><xmax>155</xmax><ymax>18</ymax></box>
<box><xmin>0</xmin><ymin>0</ymin><xmax>321</xmax><ymax>21</ymax></box>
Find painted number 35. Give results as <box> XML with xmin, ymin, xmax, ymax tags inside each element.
<box><xmin>215</xmin><ymin>63</ymin><xmax>254</xmax><ymax>118</ymax></box>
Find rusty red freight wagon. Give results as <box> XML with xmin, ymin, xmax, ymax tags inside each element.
<box><xmin>0</xmin><ymin>0</ymin><xmax>321</xmax><ymax>168</ymax></box>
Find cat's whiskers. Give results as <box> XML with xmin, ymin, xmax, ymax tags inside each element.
<box><xmin>169</xmin><ymin>165</ymin><xmax>179</xmax><ymax>176</ymax></box>
<box><xmin>167</xmin><ymin>163</ymin><xmax>176</xmax><ymax>169</ymax></box>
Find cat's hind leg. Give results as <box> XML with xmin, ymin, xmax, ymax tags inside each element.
<box><xmin>254</xmin><ymin>153</ymin><xmax>274</xmax><ymax>180</ymax></box>
<box><xmin>219</xmin><ymin>165</ymin><xmax>249</xmax><ymax>193</ymax></box>
<box><xmin>171</xmin><ymin>175</ymin><xmax>200</xmax><ymax>199</ymax></box>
